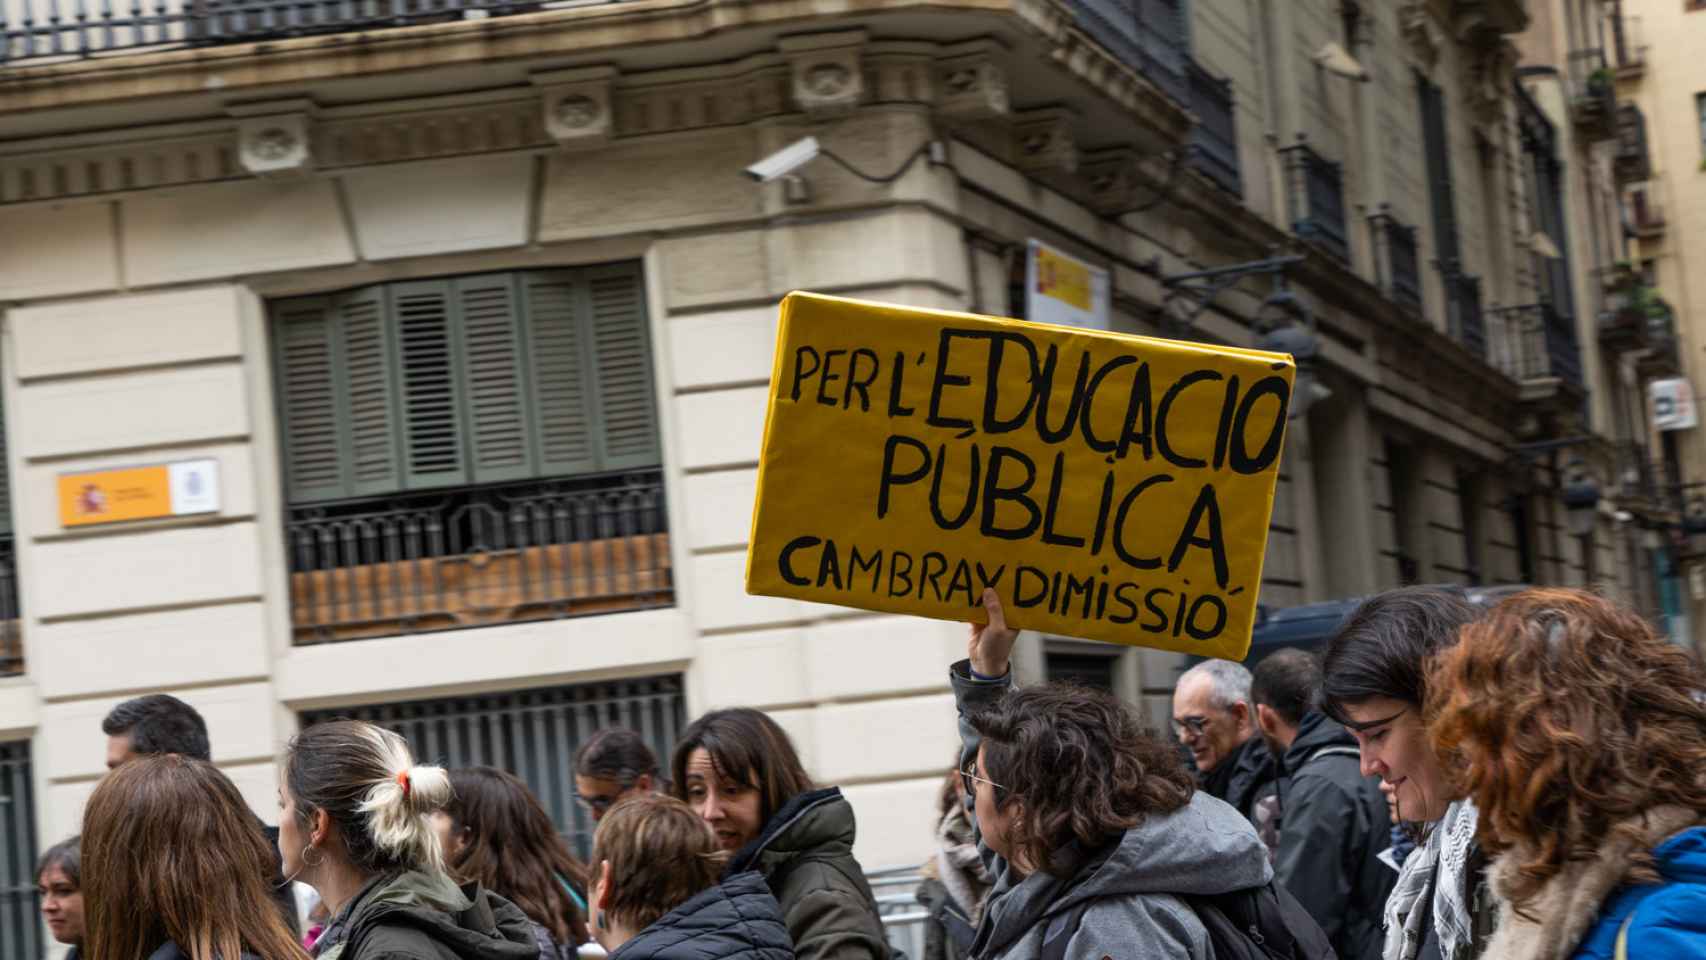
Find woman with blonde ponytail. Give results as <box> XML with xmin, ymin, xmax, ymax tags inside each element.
<box><xmin>281</xmin><ymin>720</ymin><xmax>538</xmax><ymax>960</ymax></box>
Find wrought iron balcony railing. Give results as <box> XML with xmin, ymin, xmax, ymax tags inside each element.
<box><xmin>1187</xmin><ymin>60</ymin><xmax>1240</xmax><ymax>197</ymax></box>
<box><xmin>1368</xmin><ymin>207</ymin><xmax>1421</xmax><ymax>314</ymax></box>
<box><xmin>1281</xmin><ymin>140</ymin><xmax>1349</xmax><ymax>265</ymax></box>
<box><xmin>0</xmin><ymin>537</ymin><xmax>16</xmax><ymax>677</ymax></box>
<box><xmin>1613</xmin><ymin>103</ymin><xmax>1651</xmax><ymax>184</ymax></box>
<box><xmin>1628</xmin><ymin>183</ymin><xmax>1666</xmax><ymax>237</ymax></box>
<box><xmin>287</xmin><ymin>470</ymin><xmax>673</xmax><ymax>646</ymax></box>
<box><xmin>1444</xmin><ymin>268</ymin><xmax>1486</xmax><ymax>360</ymax></box>
<box><xmin>1567</xmin><ymin>48</ymin><xmax>1618</xmax><ymax>141</ymax></box>
<box><xmin>1067</xmin><ymin>0</ymin><xmax>1190</xmax><ymax>108</ymax></box>
<box><xmin>2</xmin><ymin>0</ymin><xmax>559</xmax><ymax>63</ymax></box>
<box><xmin>1489</xmin><ymin>303</ymin><xmax>1582</xmax><ymax>389</ymax></box>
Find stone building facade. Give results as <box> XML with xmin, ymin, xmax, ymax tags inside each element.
<box><xmin>0</xmin><ymin>0</ymin><xmax>1675</xmax><ymax>951</ymax></box>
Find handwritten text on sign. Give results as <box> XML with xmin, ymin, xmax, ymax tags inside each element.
<box><xmin>745</xmin><ymin>294</ymin><xmax>1293</xmax><ymax>659</ymax></box>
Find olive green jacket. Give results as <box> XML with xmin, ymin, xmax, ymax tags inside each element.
<box><xmin>726</xmin><ymin>787</ymin><xmax>892</xmax><ymax>960</ymax></box>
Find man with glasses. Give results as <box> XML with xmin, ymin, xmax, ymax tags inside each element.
<box><xmin>1171</xmin><ymin>659</ymin><xmax>1277</xmax><ymax>841</ymax></box>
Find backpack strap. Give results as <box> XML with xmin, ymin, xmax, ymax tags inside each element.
<box><xmin>1614</xmin><ymin>910</ymin><xmax>1636</xmax><ymax>960</ymax></box>
<box><xmin>1038</xmin><ymin>900</ymin><xmax>1093</xmax><ymax>960</ymax></box>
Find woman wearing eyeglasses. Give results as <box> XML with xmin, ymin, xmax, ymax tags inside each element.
<box><xmin>670</xmin><ymin>707</ymin><xmax>890</xmax><ymax>960</ymax></box>
<box><xmin>951</xmin><ymin>590</ymin><xmax>1278</xmax><ymax>959</ymax></box>
<box><xmin>1320</xmin><ymin>587</ymin><xmax>1492</xmax><ymax>960</ymax></box>
<box><xmin>432</xmin><ymin>767</ymin><xmax>590</xmax><ymax>960</ymax></box>
<box><xmin>575</xmin><ymin>729</ymin><xmax>662</xmax><ymax>822</ymax></box>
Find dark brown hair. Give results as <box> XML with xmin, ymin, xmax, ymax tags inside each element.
<box><xmin>576</xmin><ymin>728</ymin><xmax>660</xmax><ymax>785</ymax></box>
<box><xmin>592</xmin><ymin>794</ymin><xmax>725</xmax><ymax>932</ymax></box>
<box><xmin>670</xmin><ymin>709</ymin><xmax>813</xmax><ymax>825</ymax></box>
<box><xmin>443</xmin><ymin>767</ymin><xmax>590</xmax><ymax>947</ymax></box>
<box><xmin>81</xmin><ymin>755</ymin><xmax>308</xmax><ymax>960</ymax></box>
<box><xmin>1428</xmin><ymin>588</ymin><xmax>1706</xmax><ymax>914</ymax></box>
<box><xmin>969</xmin><ymin>682</ymin><xmax>1194</xmax><ymax>876</ymax></box>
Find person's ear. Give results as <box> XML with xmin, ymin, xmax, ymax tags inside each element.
<box><xmin>1255</xmin><ymin>703</ymin><xmax>1278</xmax><ymax>737</ymax></box>
<box><xmin>633</xmin><ymin>773</ymin><xmax>654</xmax><ymax>793</ymax></box>
<box><xmin>312</xmin><ymin>808</ymin><xmax>332</xmax><ymax>848</ymax></box>
<box><xmin>595</xmin><ymin>860</ymin><xmax>613</xmax><ymax>910</ymax></box>
<box><xmin>1230</xmin><ymin>700</ymin><xmax>1251</xmax><ymax>731</ymax></box>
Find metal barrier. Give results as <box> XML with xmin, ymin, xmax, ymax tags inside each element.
<box><xmin>869</xmin><ymin>865</ymin><xmax>929</xmax><ymax>959</ymax></box>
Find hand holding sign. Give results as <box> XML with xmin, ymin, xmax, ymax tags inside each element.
<box><xmin>745</xmin><ymin>293</ymin><xmax>1293</xmax><ymax>659</ymax></box>
<box><xmin>970</xmin><ymin>589</ymin><xmax>1018</xmax><ymax>678</ymax></box>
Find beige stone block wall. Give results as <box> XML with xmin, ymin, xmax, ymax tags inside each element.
<box><xmin>121</xmin><ymin>179</ymin><xmax>355</xmax><ymax>286</ymax></box>
<box><xmin>0</xmin><ymin>203</ymin><xmax>119</xmax><ymax>301</ymax></box>
<box><xmin>340</xmin><ymin>154</ymin><xmax>534</xmax><ymax>260</ymax></box>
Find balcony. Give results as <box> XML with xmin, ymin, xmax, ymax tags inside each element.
<box><xmin>1628</xmin><ymin>183</ymin><xmax>1666</xmax><ymax>239</ymax></box>
<box><xmin>1368</xmin><ymin>207</ymin><xmax>1422</xmax><ymax>315</ymax></box>
<box><xmin>1187</xmin><ymin>59</ymin><xmax>1240</xmax><ymax>198</ymax></box>
<box><xmin>1064</xmin><ymin>0</ymin><xmax>1190</xmax><ymax>106</ymax></box>
<box><xmin>1597</xmin><ymin>268</ymin><xmax>1662</xmax><ymax>354</ymax></box>
<box><xmin>287</xmin><ymin>470</ymin><xmax>673</xmax><ymax>646</ymax></box>
<box><xmin>1490</xmin><ymin>303</ymin><xmax>1583</xmax><ymax>389</ymax></box>
<box><xmin>1</xmin><ymin>0</ymin><xmax>544</xmax><ymax>62</ymax></box>
<box><xmin>1281</xmin><ymin>140</ymin><xmax>1349</xmax><ymax>265</ymax></box>
<box><xmin>0</xmin><ymin>537</ymin><xmax>16</xmax><ymax>677</ymax></box>
<box><xmin>1567</xmin><ymin>49</ymin><xmax>1618</xmax><ymax>141</ymax></box>
<box><xmin>1610</xmin><ymin>11</ymin><xmax>1646</xmax><ymax>78</ymax></box>
<box><xmin>1447</xmin><ymin>270</ymin><xmax>1487</xmax><ymax>360</ymax></box>
<box><xmin>1618</xmin><ymin>442</ymin><xmax>1663</xmax><ymax>506</ymax></box>
<box><xmin>1613</xmin><ymin>103</ymin><xmax>1651</xmax><ymax>185</ymax></box>
<box><xmin>1636</xmin><ymin>299</ymin><xmax>1682</xmax><ymax>380</ymax></box>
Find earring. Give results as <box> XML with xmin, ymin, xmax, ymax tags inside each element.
<box><xmin>302</xmin><ymin>844</ymin><xmax>326</xmax><ymax>868</ymax></box>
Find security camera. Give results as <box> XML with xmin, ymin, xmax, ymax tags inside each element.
<box><xmin>744</xmin><ymin>137</ymin><xmax>821</xmax><ymax>182</ymax></box>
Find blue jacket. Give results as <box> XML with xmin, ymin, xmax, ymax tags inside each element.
<box><xmin>1572</xmin><ymin>827</ymin><xmax>1706</xmax><ymax>960</ymax></box>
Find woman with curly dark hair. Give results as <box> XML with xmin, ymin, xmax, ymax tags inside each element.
<box><xmin>1427</xmin><ymin>588</ymin><xmax>1706</xmax><ymax>960</ymax></box>
<box><xmin>950</xmin><ymin>590</ymin><xmax>1283</xmax><ymax>959</ymax></box>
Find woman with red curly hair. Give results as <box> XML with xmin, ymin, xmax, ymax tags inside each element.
<box><xmin>1428</xmin><ymin>588</ymin><xmax>1706</xmax><ymax>960</ymax></box>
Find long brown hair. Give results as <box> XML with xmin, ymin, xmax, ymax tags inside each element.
<box><xmin>670</xmin><ymin>709</ymin><xmax>814</xmax><ymax>825</ymax></box>
<box><xmin>969</xmin><ymin>682</ymin><xmax>1194</xmax><ymax>876</ymax></box>
<box><xmin>1427</xmin><ymin>588</ymin><xmax>1706</xmax><ymax>912</ymax></box>
<box><xmin>82</xmin><ymin>754</ymin><xmax>308</xmax><ymax>960</ymax></box>
<box><xmin>443</xmin><ymin>767</ymin><xmax>590</xmax><ymax>946</ymax></box>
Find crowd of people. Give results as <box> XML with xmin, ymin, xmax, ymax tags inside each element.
<box><xmin>31</xmin><ymin>585</ymin><xmax>1706</xmax><ymax>960</ymax></box>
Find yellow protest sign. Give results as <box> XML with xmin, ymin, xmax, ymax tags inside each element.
<box><xmin>744</xmin><ymin>293</ymin><xmax>1294</xmax><ymax>660</ymax></box>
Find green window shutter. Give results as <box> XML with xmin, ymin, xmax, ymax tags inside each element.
<box><xmin>391</xmin><ymin>280</ymin><xmax>469</xmax><ymax>490</ymax></box>
<box><xmin>453</xmin><ymin>274</ymin><xmax>538</xmax><ymax>484</ymax></box>
<box><xmin>520</xmin><ymin>270</ymin><xmax>600</xmax><ymax>476</ymax></box>
<box><xmin>273</xmin><ymin>297</ymin><xmax>350</xmax><ymax>503</ymax></box>
<box><xmin>584</xmin><ymin>263</ymin><xmax>661</xmax><ymax>470</ymax></box>
<box><xmin>338</xmin><ymin>287</ymin><xmax>405</xmax><ymax>498</ymax></box>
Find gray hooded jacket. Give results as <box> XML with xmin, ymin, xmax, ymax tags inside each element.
<box><xmin>953</xmin><ymin>661</ymin><xmax>1274</xmax><ymax>960</ymax></box>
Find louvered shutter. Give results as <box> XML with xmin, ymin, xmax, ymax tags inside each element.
<box><xmin>585</xmin><ymin>263</ymin><xmax>662</xmax><ymax>470</ymax></box>
<box><xmin>521</xmin><ymin>270</ymin><xmax>600</xmax><ymax>476</ymax></box>
<box><xmin>454</xmin><ymin>274</ymin><xmax>539</xmax><ymax>484</ymax></box>
<box><xmin>273</xmin><ymin>297</ymin><xmax>349</xmax><ymax>503</ymax></box>
<box><xmin>391</xmin><ymin>281</ymin><xmax>469</xmax><ymax>489</ymax></box>
<box><xmin>338</xmin><ymin>287</ymin><xmax>404</xmax><ymax>498</ymax></box>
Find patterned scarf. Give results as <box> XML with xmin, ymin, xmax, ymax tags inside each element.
<box><xmin>1382</xmin><ymin>798</ymin><xmax>1485</xmax><ymax>960</ymax></box>
<box><xmin>934</xmin><ymin>803</ymin><xmax>993</xmax><ymax>925</ymax></box>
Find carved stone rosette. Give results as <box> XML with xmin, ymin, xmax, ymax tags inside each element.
<box><xmin>236</xmin><ymin>112</ymin><xmax>314</xmax><ymax>177</ymax></box>
<box><xmin>534</xmin><ymin>65</ymin><xmax>617</xmax><ymax>150</ymax></box>
<box><xmin>781</xmin><ymin>30</ymin><xmax>868</xmax><ymax>117</ymax></box>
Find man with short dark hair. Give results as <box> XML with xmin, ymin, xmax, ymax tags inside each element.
<box><xmin>100</xmin><ymin>693</ymin><xmax>298</xmax><ymax>935</ymax></box>
<box><xmin>102</xmin><ymin>694</ymin><xmax>210</xmax><ymax>768</ymax></box>
<box><xmin>1252</xmin><ymin>647</ymin><xmax>1394</xmax><ymax>960</ymax></box>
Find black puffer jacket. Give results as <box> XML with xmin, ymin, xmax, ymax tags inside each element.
<box><xmin>608</xmin><ymin>871</ymin><xmax>794</xmax><ymax>960</ymax></box>
<box><xmin>1273</xmin><ymin>713</ymin><xmax>1396</xmax><ymax>960</ymax></box>
<box><xmin>146</xmin><ymin>944</ymin><xmax>261</xmax><ymax>960</ymax></box>
<box><xmin>319</xmin><ymin>870</ymin><xmax>541</xmax><ymax>960</ymax></box>
<box><xmin>724</xmin><ymin>787</ymin><xmax>890</xmax><ymax>960</ymax></box>
<box><xmin>1201</xmin><ymin>733</ymin><xmax>1277</xmax><ymax>820</ymax></box>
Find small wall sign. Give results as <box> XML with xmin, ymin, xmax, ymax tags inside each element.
<box><xmin>58</xmin><ymin>459</ymin><xmax>222</xmax><ymax>529</ymax></box>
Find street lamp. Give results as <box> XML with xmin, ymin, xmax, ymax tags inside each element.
<box><xmin>1254</xmin><ymin>289</ymin><xmax>1331</xmax><ymax>421</ymax></box>
<box><xmin>1158</xmin><ymin>252</ymin><xmax>1331</xmax><ymax>421</ymax></box>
